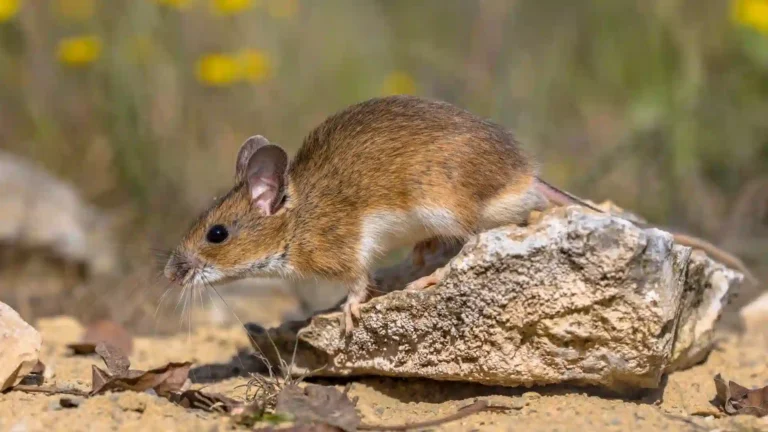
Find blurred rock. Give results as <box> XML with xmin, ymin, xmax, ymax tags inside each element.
<box><xmin>0</xmin><ymin>151</ymin><xmax>117</xmax><ymax>321</ymax></box>
<box><xmin>0</xmin><ymin>301</ymin><xmax>42</xmax><ymax>391</ymax></box>
<box><xmin>0</xmin><ymin>151</ymin><xmax>116</xmax><ymax>274</ymax></box>
<box><xmin>740</xmin><ymin>291</ymin><xmax>768</xmax><ymax>331</ymax></box>
<box><xmin>250</xmin><ymin>206</ymin><xmax>742</xmax><ymax>393</ymax></box>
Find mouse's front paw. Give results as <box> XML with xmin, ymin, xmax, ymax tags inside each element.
<box><xmin>340</xmin><ymin>292</ymin><xmax>364</xmax><ymax>335</ymax></box>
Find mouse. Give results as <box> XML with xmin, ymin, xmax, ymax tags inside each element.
<box><xmin>163</xmin><ymin>95</ymin><xmax>756</xmax><ymax>334</ymax></box>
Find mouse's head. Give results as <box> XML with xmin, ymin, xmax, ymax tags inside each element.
<box><xmin>164</xmin><ymin>135</ymin><xmax>294</xmax><ymax>287</ymax></box>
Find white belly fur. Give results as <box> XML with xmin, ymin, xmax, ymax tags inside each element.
<box><xmin>358</xmin><ymin>207</ymin><xmax>464</xmax><ymax>267</ymax></box>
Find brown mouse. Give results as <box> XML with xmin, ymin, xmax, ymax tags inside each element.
<box><xmin>164</xmin><ymin>95</ymin><xmax>755</xmax><ymax>334</ymax></box>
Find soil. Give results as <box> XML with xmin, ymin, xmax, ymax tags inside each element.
<box><xmin>2</xmin><ymin>288</ymin><xmax>768</xmax><ymax>432</ymax></box>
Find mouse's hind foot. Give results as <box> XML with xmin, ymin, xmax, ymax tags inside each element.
<box><xmin>405</xmin><ymin>263</ymin><xmax>451</xmax><ymax>291</ymax></box>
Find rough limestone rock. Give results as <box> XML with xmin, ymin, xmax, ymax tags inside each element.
<box><xmin>0</xmin><ymin>302</ymin><xmax>42</xmax><ymax>391</ymax></box>
<box><xmin>249</xmin><ymin>206</ymin><xmax>742</xmax><ymax>392</ymax></box>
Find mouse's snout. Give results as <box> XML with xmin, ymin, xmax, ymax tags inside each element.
<box><xmin>163</xmin><ymin>251</ymin><xmax>202</xmax><ymax>285</ymax></box>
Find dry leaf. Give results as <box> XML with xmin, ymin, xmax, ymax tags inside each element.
<box><xmin>714</xmin><ymin>373</ymin><xmax>768</xmax><ymax>417</ymax></box>
<box><xmin>91</xmin><ymin>365</ymin><xmax>112</xmax><ymax>392</ymax></box>
<box><xmin>275</xmin><ymin>385</ymin><xmax>360</xmax><ymax>432</ymax></box>
<box><xmin>90</xmin><ymin>362</ymin><xmax>192</xmax><ymax>396</ymax></box>
<box><xmin>66</xmin><ymin>343</ymin><xmax>98</xmax><ymax>355</ymax></box>
<box><xmin>170</xmin><ymin>390</ymin><xmax>242</xmax><ymax>413</ymax></box>
<box><xmin>67</xmin><ymin>320</ymin><xmax>133</xmax><ymax>356</ymax></box>
<box><xmin>88</xmin><ymin>341</ymin><xmax>191</xmax><ymax>396</ymax></box>
<box><xmin>83</xmin><ymin>320</ymin><xmax>134</xmax><ymax>355</ymax></box>
<box><xmin>95</xmin><ymin>343</ymin><xmax>130</xmax><ymax>376</ymax></box>
<box><xmin>31</xmin><ymin>361</ymin><xmax>45</xmax><ymax>375</ymax></box>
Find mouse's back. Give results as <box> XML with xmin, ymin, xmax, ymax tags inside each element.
<box><xmin>289</xmin><ymin>95</ymin><xmax>535</xmax><ymax>214</ymax></box>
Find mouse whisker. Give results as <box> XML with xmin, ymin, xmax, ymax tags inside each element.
<box><xmin>200</xmin><ymin>272</ymin><xmax>278</xmax><ymax>375</ymax></box>
<box><xmin>200</xmin><ymin>273</ymin><xmax>273</xmax><ymax>376</ymax></box>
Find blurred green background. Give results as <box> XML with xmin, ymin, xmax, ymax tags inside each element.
<box><xmin>1</xmin><ymin>0</ymin><xmax>767</xmax><ymax>330</ymax></box>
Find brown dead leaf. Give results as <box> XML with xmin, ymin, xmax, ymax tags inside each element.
<box><xmin>88</xmin><ymin>341</ymin><xmax>191</xmax><ymax>396</ymax></box>
<box><xmin>67</xmin><ymin>320</ymin><xmax>133</xmax><ymax>355</ymax></box>
<box><xmin>91</xmin><ymin>365</ymin><xmax>111</xmax><ymax>392</ymax></box>
<box><xmin>31</xmin><ymin>361</ymin><xmax>45</xmax><ymax>375</ymax></box>
<box><xmin>66</xmin><ymin>343</ymin><xmax>97</xmax><ymax>355</ymax></box>
<box><xmin>170</xmin><ymin>389</ymin><xmax>242</xmax><ymax>413</ymax></box>
<box><xmin>83</xmin><ymin>320</ymin><xmax>134</xmax><ymax>354</ymax></box>
<box><xmin>714</xmin><ymin>373</ymin><xmax>768</xmax><ymax>417</ymax></box>
<box><xmin>90</xmin><ymin>362</ymin><xmax>192</xmax><ymax>396</ymax></box>
<box><xmin>95</xmin><ymin>343</ymin><xmax>130</xmax><ymax>376</ymax></box>
<box><xmin>17</xmin><ymin>360</ymin><xmax>46</xmax><ymax>386</ymax></box>
<box><xmin>275</xmin><ymin>385</ymin><xmax>360</xmax><ymax>432</ymax></box>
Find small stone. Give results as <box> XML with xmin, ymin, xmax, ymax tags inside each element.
<box><xmin>0</xmin><ymin>302</ymin><xmax>42</xmax><ymax>391</ymax></box>
<box><xmin>522</xmin><ymin>392</ymin><xmax>541</xmax><ymax>400</ymax></box>
<box><xmin>59</xmin><ymin>397</ymin><xmax>84</xmax><ymax>408</ymax></box>
<box><xmin>740</xmin><ymin>292</ymin><xmax>768</xmax><ymax>330</ymax></box>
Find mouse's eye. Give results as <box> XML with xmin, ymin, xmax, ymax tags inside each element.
<box><xmin>206</xmin><ymin>225</ymin><xmax>229</xmax><ymax>244</ymax></box>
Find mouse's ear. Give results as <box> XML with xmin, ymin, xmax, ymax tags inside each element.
<box><xmin>235</xmin><ymin>135</ymin><xmax>271</xmax><ymax>181</ymax></box>
<box><xmin>245</xmin><ymin>144</ymin><xmax>289</xmax><ymax>216</ymax></box>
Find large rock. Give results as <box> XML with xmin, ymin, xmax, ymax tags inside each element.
<box><xmin>0</xmin><ymin>302</ymin><xmax>42</xmax><ymax>391</ymax></box>
<box><xmin>249</xmin><ymin>206</ymin><xmax>742</xmax><ymax>392</ymax></box>
<box><xmin>0</xmin><ymin>150</ymin><xmax>116</xmax><ymax>275</ymax></box>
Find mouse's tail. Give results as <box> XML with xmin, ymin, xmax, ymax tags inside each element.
<box><xmin>667</xmin><ymin>232</ymin><xmax>758</xmax><ymax>285</ymax></box>
<box><xmin>534</xmin><ymin>176</ymin><xmax>604</xmax><ymax>213</ymax></box>
<box><xmin>534</xmin><ymin>176</ymin><xmax>759</xmax><ymax>285</ymax></box>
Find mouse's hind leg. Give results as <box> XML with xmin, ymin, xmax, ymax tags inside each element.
<box><xmin>412</xmin><ymin>237</ymin><xmax>442</xmax><ymax>267</ymax></box>
<box><xmin>406</xmin><ymin>237</ymin><xmax>463</xmax><ymax>291</ymax></box>
<box><xmin>405</xmin><ymin>263</ymin><xmax>451</xmax><ymax>291</ymax></box>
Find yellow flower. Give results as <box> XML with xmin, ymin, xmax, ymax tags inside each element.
<box><xmin>210</xmin><ymin>0</ymin><xmax>256</xmax><ymax>16</ymax></box>
<box><xmin>52</xmin><ymin>0</ymin><xmax>95</xmax><ymax>21</ymax></box>
<box><xmin>732</xmin><ymin>0</ymin><xmax>768</xmax><ymax>33</ymax></box>
<box><xmin>156</xmin><ymin>0</ymin><xmax>194</xmax><ymax>9</ymax></box>
<box><xmin>0</xmin><ymin>0</ymin><xmax>21</xmax><ymax>23</ymax></box>
<box><xmin>237</xmin><ymin>49</ymin><xmax>271</xmax><ymax>83</ymax></box>
<box><xmin>57</xmin><ymin>35</ymin><xmax>102</xmax><ymax>66</ymax></box>
<box><xmin>266</xmin><ymin>0</ymin><xmax>298</xmax><ymax>18</ymax></box>
<box><xmin>381</xmin><ymin>71</ymin><xmax>417</xmax><ymax>95</ymax></box>
<box><xmin>196</xmin><ymin>50</ymin><xmax>274</xmax><ymax>86</ymax></box>
<box><xmin>196</xmin><ymin>53</ymin><xmax>241</xmax><ymax>86</ymax></box>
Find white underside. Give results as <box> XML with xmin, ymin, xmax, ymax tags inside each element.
<box><xmin>358</xmin><ymin>186</ymin><xmax>545</xmax><ymax>268</ymax></box>
<box><xmin>358</xmin><ymin>207</ymin><xmax>463</xmax><ymax>267</ymax></box>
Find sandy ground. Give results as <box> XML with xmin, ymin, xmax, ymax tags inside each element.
<box><xmin>2</xmin><ymin>288</ymin><xmax>768</xmax><ymax>432</ymax></box>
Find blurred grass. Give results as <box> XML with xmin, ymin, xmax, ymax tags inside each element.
<box><xmin>1</xmin><ymin>0</ymin><xmax>767</xmax><ymax>300</ymax></box>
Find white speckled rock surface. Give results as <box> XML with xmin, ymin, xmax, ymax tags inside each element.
<box><xmin>251</xmin><ymin>206</ymin><xmax>742</xmax><ymax>392</ymax></box>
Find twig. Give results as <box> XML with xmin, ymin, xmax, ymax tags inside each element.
<box><xmin>7</xmin><ymin>385</ymin><xmax>89</xmax><ymax>397</ymax></box>
<box><xmin>358</xmin><ymin>400</ymin><xmax>510</xmax><ymax>431</ymax></box>
<box><xmin>660</xmin><ymin>412</ymin><xmax>709</xmax><ymax>432</ymax></box>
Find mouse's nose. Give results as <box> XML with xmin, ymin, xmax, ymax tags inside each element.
<box><xmin>164</xmin><ymin>252</ymin><xmax>199</xmax><ymax>284</ymax></box>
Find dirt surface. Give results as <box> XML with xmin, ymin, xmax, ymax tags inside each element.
<box><xmin>2</xmin><ymin>290</ymin><xmax>768</xmax><ymax>432</ymax></box>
